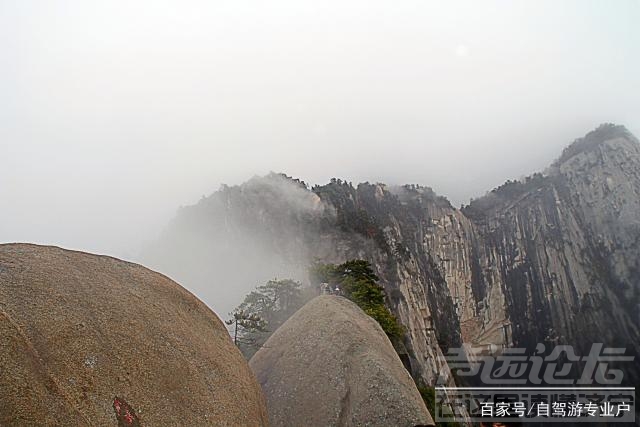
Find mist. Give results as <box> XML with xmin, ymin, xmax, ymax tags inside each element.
<box><xmin>140</xmin><ymin>174</ymin><xmax>331</xmax><ymax>316</ymax></box>
<box><xmin>2</xmin><ymin>1</ymin><xmax>639</xmax><ymax>309</ymax></box>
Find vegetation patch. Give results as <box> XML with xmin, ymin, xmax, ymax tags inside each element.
<box><xmin>309</xmin><ymin>259</ymin><xmax>404</xmax><ymax>339</ymax></box>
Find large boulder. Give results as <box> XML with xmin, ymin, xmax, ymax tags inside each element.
<box><xmin>249</xmin><ymin>295</ymin><xmax>434</xmax><ymax>427</ymax></box>
<box><xmin>0</xmin><ymin>243</ymin><xmax>269</xmax><ymax>426</ymax></box>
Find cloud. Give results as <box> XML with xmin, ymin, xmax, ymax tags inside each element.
<box><xmin>1</xmin><ymin>0</ymin><xmax>638</xmax><ymax>272</ymax></box>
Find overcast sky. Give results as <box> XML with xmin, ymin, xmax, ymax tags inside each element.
<box><xmin>1</xmin><ymin>0</ymin><xmax>639</xmax><ymax>260</ymax></box>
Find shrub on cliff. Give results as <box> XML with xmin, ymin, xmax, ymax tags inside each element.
<box><xmin>309</xmin><ymin>259</ymin><xmax>404</xmax><ymax>339</ymax></box>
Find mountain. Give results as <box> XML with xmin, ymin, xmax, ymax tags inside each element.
<box><xmin>143</xmin><ymin>123</ymin><xmax>640</xmax><ymax>389</ymax></box>
<box><xmin>0</xmin><ymin>244</ymin><xmax>269</xmax><ymax>426</ymax></box>
<box><xmin>249</xmin><ymin>295</ymin><xmax>434</xmax><ymax>427</ymax></box>
<box><xmin>457</xmin><ymin>124</ymin><xmax>640</xmax><ymax>357</ymax></box>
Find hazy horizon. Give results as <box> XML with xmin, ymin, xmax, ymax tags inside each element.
<box><xmin>2</xmin><ymin>0</ymin><xmax>639</xmax><ymax>262</ymax></box>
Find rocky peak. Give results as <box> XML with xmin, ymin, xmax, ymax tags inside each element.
<box><xmin>250</xmin><ymin>295</ymin><xmax>435</xmax><ymax>427</ymax></box>
<box><xmin>552</xmin><ymin>123</ymin><xmax>639</xmax><ymax>169</ymax></box>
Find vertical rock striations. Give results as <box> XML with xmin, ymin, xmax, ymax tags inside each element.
<box><xmin>146</xmin><ymin>124</ymin><xmax>640</xmax><ymax>389</ymax></box>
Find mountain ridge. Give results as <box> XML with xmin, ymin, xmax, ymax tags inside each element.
<box><xmin>143</xmin><ymin>124</ymin><xmax>640</xmax><ymax>389</ymax></box>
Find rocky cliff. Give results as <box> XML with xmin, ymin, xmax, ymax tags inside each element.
<box><xmin>459</xmin><ymin>124</ymin><xmax>639</xmax><ymax>375</ymax></box>
<box><xmin>145</xmin><ymin>123</ymin><xmax>640</xmax><ymax>388</ymax></box>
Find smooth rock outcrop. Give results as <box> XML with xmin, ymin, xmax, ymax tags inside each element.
<box><xmin>249</xmin><ymin>295</ymin><xmax>434</xmax><ymax>427</ymax></box>
<box><xmin>0</xmin><ymin>244</ymin><xmax>269</xmax><ymax>426</ymax></box>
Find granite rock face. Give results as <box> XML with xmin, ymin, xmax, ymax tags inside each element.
<box><xmin>458</xmin><ymin>125</ymin><xmax>640</xmax><ymax>369</ymax></box>
<box><xmin>0</xmin><ymin>244</ymin><xmax>269</xmax><ymax>426</ymax></box>
<box><xmin>146</xmin><ymin>124</ymin><xmax>640</xmax><ymax>389</ymax></box>
<box><xmin>249</xmin><ymin>296</ymin><xmax>434</xmax><ymax>427</ymax></box>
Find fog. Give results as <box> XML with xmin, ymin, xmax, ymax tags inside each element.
<box><xmin>2</xmin><ymin>1</ymin><xmax>639</xmax><ymax>276</ymax></box>
<box><xmin>141</xmin><ymin>174</ymin><xmax>330</xmax><ymax>316</ymax></box>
